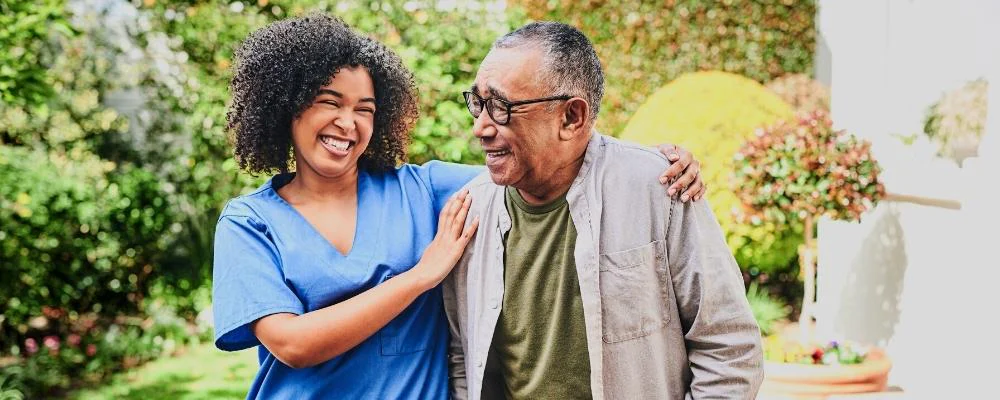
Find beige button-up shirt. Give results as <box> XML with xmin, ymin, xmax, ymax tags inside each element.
<box><xmin>443</xmin><ymin>133</ymin><xmax>764</xmax><ymax>400</ymax></box>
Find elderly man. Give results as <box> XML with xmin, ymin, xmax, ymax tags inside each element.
<box><xmin>444</xmin><ymin>22</ymin><xmax>763</xmax><ymax>400</ymax></box>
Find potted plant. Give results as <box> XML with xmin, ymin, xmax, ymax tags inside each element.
<box><xmin>732</xmin><ymin>111</ymin><xmax>890</xmax><ymax>398</ymax></box>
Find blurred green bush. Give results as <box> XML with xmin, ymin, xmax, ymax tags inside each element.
<box><xmin>0</xmin><ymin>299</ymin><xmax>203</xmax><ymax>397</ymax></box>
<box><xmin>509</xmin><ymin>0</ymin><xmax>817</xmax><ymax>136</ymax></box>
<box><xmin>1</xmin><ymin>0</ymin><xmax>176</xmax><ymax>347</ymax></box>
<box><xmin>0</xmin><ymin>146</ymin><xmax>172</xmax><ymax>344</ymax></box>
<box><xmin>746</xmin><ymin>283</ymin><xmax>790</xmax><ymax>337</ymax></box>
<box><xmin>0</xmin><ymin>0</ymin><xmax>73</xmax><ymax>107</ymax></box>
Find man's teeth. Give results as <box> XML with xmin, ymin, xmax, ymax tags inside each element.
<box><xmin>321</xmin><ymin>136</ymin><xmax>351</xmax><ymax>150</ymax></box>
<box><xmin>487</xmin><ymin>150</ymin><xmax>510</xmax><ymax>157</ymax></box>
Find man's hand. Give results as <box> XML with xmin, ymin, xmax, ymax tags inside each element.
<box><xmin>657</xmin><ymin>144</ymin><xmax>706</xmax><ymax>202</ymax></box>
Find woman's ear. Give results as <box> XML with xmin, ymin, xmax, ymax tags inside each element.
<box><xmin>559</xmin><ymin>97</ymin><xmax>590</xmax><ymax>141</ymax></box>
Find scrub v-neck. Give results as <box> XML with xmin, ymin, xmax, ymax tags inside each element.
<box><xmin>269</xmin><ymin>170</ymin><xmax>377</xmax><ymax>262</ymax></box>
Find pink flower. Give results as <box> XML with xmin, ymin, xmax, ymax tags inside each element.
<box><xmin>43</xmin><ymin>335</ymin><xmax>60</xmax><ymax>351</ymax></box>
<box><xmin>68</xmin><ymin>334</ymin><xmax>82</xmax><ymax>347</ymax></box>
<box><xmin>86</xmin><ymin>344</ymin><xmax>97</xmax><ymax>357</ymax></box>
<box><xmin>24</xmin><ymin>338</ymin><xmax>38</xmax><ymax>355</ymax></box>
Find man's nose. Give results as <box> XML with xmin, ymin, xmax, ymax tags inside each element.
<box><xmin>472</xmin><ymin>108</ymin><xmax>495</xmax><ymax>139</ymax></box>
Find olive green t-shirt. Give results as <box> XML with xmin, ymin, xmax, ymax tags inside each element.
<box><xmin>481</xmin><ymin>187</ymin><xmax>592</xmax><ymax>400</ymax></box>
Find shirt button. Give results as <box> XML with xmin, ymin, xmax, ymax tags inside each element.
<box><xmin>477</xmin><ymin>360</ymin><xmax>483</xmax><ymax>368</ymax></box>
<box><xmin>490</xmin><ymin>299</ymin><xmax>499</xmax><ymax>309</ymax></box>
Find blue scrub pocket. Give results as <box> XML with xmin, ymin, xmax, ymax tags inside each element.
<box><xmin>380</xmin><ymin>273</ymin><xmax>432</xmax><ymax>355</ymax></box>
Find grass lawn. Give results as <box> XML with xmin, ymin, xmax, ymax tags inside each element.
<box><xmin>69</xmin><ymin>343</ymin><xmax>257</xmax><ymax>400</ymax></box>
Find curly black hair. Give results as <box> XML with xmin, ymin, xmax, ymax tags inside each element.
<box><xmin>226</xmin><ymin>14</ymin><xmax>418</xmax><ymax>174</ymax></box>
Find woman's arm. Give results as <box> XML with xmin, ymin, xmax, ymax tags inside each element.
<box><xmin>252</xmin><ymin>190</ymin><xmax>480</xmax><ymax>368</ymax></box>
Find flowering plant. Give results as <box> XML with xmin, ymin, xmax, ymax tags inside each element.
<box><xmin>733</xmin><ymin>112</ymin><xmax>884</xmax><ymax>225</ymax></box>
<box><xmin>732</xmin><ymin>111</ymin><xmax>885</xmax><ymax>331</ymax></box>
<box><xmin>764</xmin><ymin>335</ymin><xmax>867</xmax><ymax>365</ymax></box>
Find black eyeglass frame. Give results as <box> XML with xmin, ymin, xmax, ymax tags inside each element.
<box><xmin>462</xmin><ymin>91</ymin><xmax>572</xmax><ymax>125</ymax></box>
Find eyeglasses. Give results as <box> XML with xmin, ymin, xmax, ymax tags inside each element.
<box><xmin>462</xmin><ymin>91</ymin><xmax>571</xmax><ymax>125</ymax></box>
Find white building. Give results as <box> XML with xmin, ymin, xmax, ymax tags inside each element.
<box><xmin>815</xmin><ymin>1</ymin><xmax>1000</xmax><ymax>397</ymax></box>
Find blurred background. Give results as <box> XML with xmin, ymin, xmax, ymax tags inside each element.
<box><xmin>1</xmin><ymin>0</ymin><xmax>997</xmax><ymax>399</ymax></box>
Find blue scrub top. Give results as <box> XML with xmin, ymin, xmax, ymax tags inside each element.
<box><xmin>212</xmin><ymin>161</ymin><xmax>483</xmax><ymax>400</ymax></box>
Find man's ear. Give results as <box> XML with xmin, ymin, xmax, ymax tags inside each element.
<box><xmin>559</xmin><ymin>97</ymin><xmax>590</xmax><ymax>141</ymax></box>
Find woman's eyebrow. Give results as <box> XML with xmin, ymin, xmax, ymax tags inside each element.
<box><xmin>318</xmin><ymin>89</ymin><xmax>375</xmax><ymax>104</ymax></box>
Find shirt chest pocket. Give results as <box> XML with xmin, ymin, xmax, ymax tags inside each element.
<box><xmin>378</xmin><ymin>272</ymin><xmax>434</xmax><ymax>356</ymax></box>
<box><xmin>598</xmin><ymin>240</ymin><xmax>672</xmax><ymax>343</ymax></box>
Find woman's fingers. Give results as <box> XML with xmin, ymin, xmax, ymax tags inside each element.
<box><xmin>460</xmin><ymin>216</ymin><xmax>480</xmax><ymax>244</ymax></box>
<box><xmin>669</xmin><ymin>162</ymin><xmax>699</xmax><ymax>201</ymax></box>
<box><xmin>438</xmin><ymin>191</ymin><xmax>466</xmax><ymax>233</ymax></box>
<box><xmin>681</xmin><ymin>178</ymin><xmax>704</xmax><ymax>202</ymax></box>
<box><xmin>451</xmin><ymin>191</ymin><xmax>472</xmax><ymax>238</ymax></box>
<box><xmin>438</xmin><ymin>191</ymin><xmax>462</xmax><ymax>233</ymax></box>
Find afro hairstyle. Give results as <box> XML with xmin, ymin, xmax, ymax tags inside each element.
<box><xmin>226</xmin><ymin>14</ymin><xmax>419</xmax><ymax>174</ymax></box>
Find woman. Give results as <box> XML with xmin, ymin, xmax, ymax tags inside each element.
<box><xmin>212</xmin><ymin>14</ymin><xmax>705</xmax><ymax>399</ymax></box>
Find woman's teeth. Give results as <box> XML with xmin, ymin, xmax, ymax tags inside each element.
<box><xmin>320</xmin><ymin>136</ymin><xmax>351</xmax><ymax>150</ymax></box>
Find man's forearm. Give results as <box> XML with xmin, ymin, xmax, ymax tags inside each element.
<box><xmin>667</xmin><ymin>199</ymin><xmax>764</xmax><ymax>399</ymax></box>
<box><xmin>685</xmin><ymin>311</ymin><xmax>764</xmax><ymax>399</ymax></box>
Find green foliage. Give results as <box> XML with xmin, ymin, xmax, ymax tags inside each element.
<box><xmin>0</xmin><ymin>0</ymin><xmax>192</xmax><ymax>351</ymax></box>
<box><xmin>746</xmin><ymin>283</ymin><xmax>789</xmax><ymax>337</ymax></box>
<box><xmin>130</xmin><ymin>3</ymin><xmax>264</xmax><ymax>303</ymax></box>
<box><xmin>620</xmin><ymin>71</ymin><xmax>802</xmax><ymax>273</ymax></box>
<box><xmin>0</xmin><ymin>302</ymin><xmax>202</xmax><ymax>398</ymax></box>
<box><xmin>508</xmin><ymin>0</ymin><xmax>816</xmax><ymax>135</ymax></box>
<box><xmin>0</xmin><ymin>31</ymin><xmax>130</xmax><ymax>152</ymax></box>
<box><xmin>923</xmin><ymin>78</ymin><xmax>989</xmax><ymax>164</ymax></box>
<box><xmin>0</xmin><ymin>363</ymin><xmax>26</xmax><ymax>400</ymax></box>
<box><xmin>0</xmin><ymin>146</ymin><xmax>173</xmax><ymax>345</ymax></box>
<box><xmin>0</xmin><ymin>0</ymin><xmax>74</xmax><ymax>107</ymax></box>
<box><xmin>732</xmin><ymin>112</ymin><xmax>885</xmax><ymax>225</ymax></box>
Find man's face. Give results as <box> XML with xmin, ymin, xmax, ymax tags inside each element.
<box><xmin>471</xmin><ymin>47</ymin><xmax>565</xmax><ymax>189</ymax></box>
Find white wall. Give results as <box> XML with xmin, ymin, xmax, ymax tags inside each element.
<box><xmin>815</xmin><ymin>0</ymin><xmax>1000</xmax><ymax>397</ymax></box>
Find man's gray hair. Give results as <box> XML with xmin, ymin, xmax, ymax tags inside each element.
<box><xmin>493</xmin><ymin>21</ymin><xmax>604</xmax><ymax>122</ymax></box>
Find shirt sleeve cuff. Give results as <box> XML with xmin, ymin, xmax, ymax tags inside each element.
<box><xmin>214</xmin><ymin>304</ymin><xmax>304</xmax><ymax>352</ymax></box>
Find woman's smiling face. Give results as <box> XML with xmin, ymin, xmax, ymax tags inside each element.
<box><xmin>290</xmin><ymin>66</ymin><xmax>377</xmax><ymax>179</ymax></box>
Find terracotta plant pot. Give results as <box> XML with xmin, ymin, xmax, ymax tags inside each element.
<box><xmin>760</xmin><ymin>349</ymin><xmax>893</xmax><ymax>399</ymax></box>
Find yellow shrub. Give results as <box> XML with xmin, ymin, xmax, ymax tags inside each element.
<box><xmin>621</xmin><ymin>71</ymin><xmax>800</xmax><ymax>271</ymax></box>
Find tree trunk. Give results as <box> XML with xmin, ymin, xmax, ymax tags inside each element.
<box><xmin>798</xmin><ymin>215</ymin><xmax>816</xmax><ymax>342</ymax></box>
